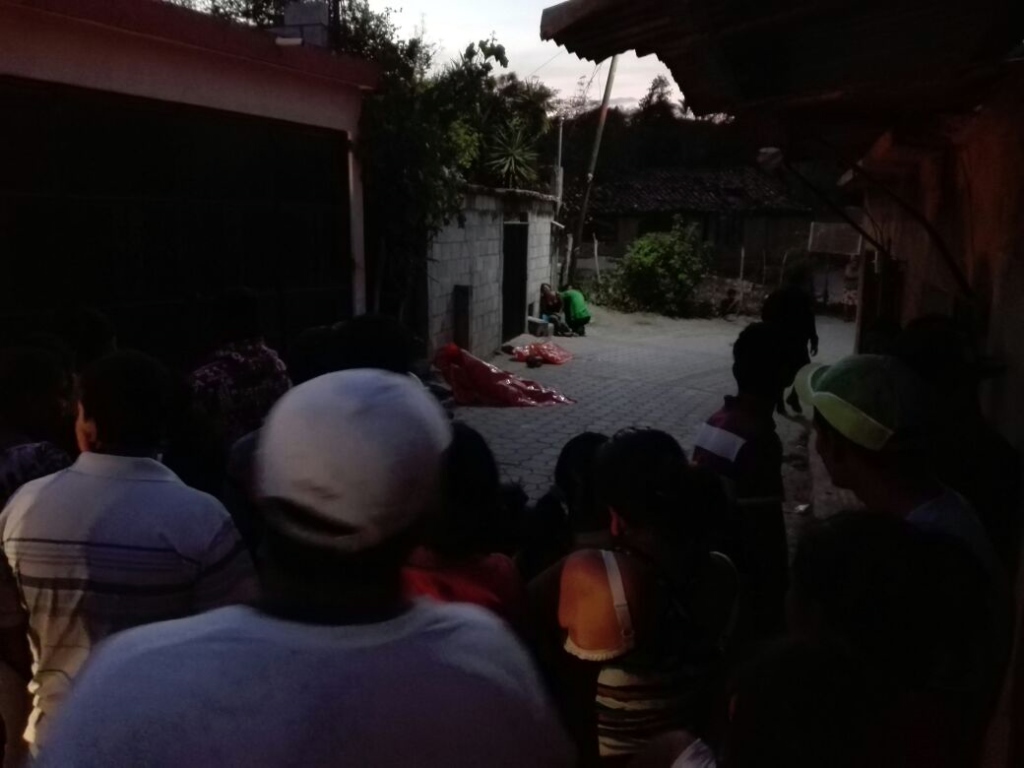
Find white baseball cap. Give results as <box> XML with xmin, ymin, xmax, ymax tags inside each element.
<box><xmin>256</xmin><ymin>369</ymin><xmax>452</xmax><ymax>554</ymax></box>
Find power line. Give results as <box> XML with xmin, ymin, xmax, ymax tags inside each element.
<box><xmin>528</xmin><ymin>49</ymin><xmax>564</xmax><ymax>79</ymax></box>
<box><xmin>582</xmin><ymin>61</ymin><xmax>604</xmax><ymax>101</ymax></box>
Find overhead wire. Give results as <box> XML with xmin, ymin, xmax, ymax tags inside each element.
<box><xmin>528</xmin><ymin>49</ymin><xmax>565</xmax><ymax>79</ymax></box>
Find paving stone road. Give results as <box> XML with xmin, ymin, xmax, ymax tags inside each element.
<box><xmin>458</xmin><ymin>306</ymin><xmax>855</xmax><ymax>501</ymax></box>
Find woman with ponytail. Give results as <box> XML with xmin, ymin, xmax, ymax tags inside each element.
<box><xmin>554</xmin><ymin>429</ymin><xmax>740</xmax><ymax>766</ymax></box>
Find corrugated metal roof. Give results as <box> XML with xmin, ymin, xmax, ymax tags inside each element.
<box><xmin>589</xmin><ymin>166</ymin><xmax>811</xmax><ymax>216</ymax></box>
<box><xmin>541</xmin><ymin>0</ymin><xmax>1023</xmax><ymax>117</ymax></box>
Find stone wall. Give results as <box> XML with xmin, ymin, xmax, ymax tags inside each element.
<box><xmin>428</xmin><ymin>190</ymin><xmax>556</xmax><ymax>358</ymax></box>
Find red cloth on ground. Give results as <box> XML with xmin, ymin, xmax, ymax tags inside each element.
<box><xmin>403</xmin><ymin>548</ymin><xmax>527</xmax><ymax>628</ymax></box>
<box><xmin>434</xmin><ymin>344</ymin><xmax>573</xmax><ymax>407</ymax></box>
<box><xmin>511</xmin><ymin>342</ymin><xmax>573</xmax><ymax>365</ymax></box>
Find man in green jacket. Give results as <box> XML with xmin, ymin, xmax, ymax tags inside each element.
<box><xmin>560</xmin><ymin>287</ymin><xmax>591</xmax><ymax>337</ymax></box>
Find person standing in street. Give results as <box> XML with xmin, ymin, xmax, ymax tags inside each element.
<box><xmin>693</xmin><ymin>323</ymin><xmax>790</xmax><ymax>641</ymax></box>
<box><xmin>762</xmin><ymin>266</ymin><xmax>818</xmax><ymax>415</ymax></box>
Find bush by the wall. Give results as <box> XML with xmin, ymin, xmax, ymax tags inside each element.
<box><xmin>597</xmin><ymin>217</ymin><xmax>712</xmax><ymax>317</ymax></box>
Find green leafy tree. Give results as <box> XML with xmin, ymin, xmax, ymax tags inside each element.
<box><xmin>165</xmin><ymin>0</ymin><xmax>285</xmax><ymax>25</ymax></box>
<box><xmin>345</xmin><ymin>4</ymin><xmax>522</xmax><ymax>317</ymax></box>
<box><xmin>636</xmin><ymin>74</ymin><xmax>676</xmax><ymax>116</ymax></box>
<box><xmin>600</xmin><ymin>217</ymin><xmax>711</xmax><ymax>316</ymax></box>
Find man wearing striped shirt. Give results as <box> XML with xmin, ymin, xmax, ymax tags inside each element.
<box><xmin>692</xmin><ymin>323</ymin><xmax>789</xmax><ymax>642</ymax></box>
<box><xmin>0</xmin><ymin>351</ymin><xmax>258</xmax><ymax>750</ymax></box>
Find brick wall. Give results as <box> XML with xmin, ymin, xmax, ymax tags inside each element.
<box><xmin>427</xmin><ymin>191</ymin><xmax>556</xmax><ymax>358</ymax></box>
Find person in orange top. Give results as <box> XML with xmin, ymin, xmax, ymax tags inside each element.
<box><xmin>403</xmin><ymin>423</ymin><xmax>526</xmax><ymax>628</ymax></box>
<box><xmin>553</xmin><ymin>429</ymin><xmax>740</xmax><ymax>765</ymax></box>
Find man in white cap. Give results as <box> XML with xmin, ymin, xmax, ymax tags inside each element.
<box><xmin>36</xmin><ymin>370</ymin><xmax>574</xmax><ymax>768</ymax></box>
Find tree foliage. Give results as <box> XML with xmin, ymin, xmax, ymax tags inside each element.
<box><xmin>598</xmin><ymin>217</ymin><xmax>711</xmax><ymax>317</ymax></box>
<box><xmin>165</xmin><ymin>0</ymin><xmax>286</xmax><ymax>25</ymax></box>
<box><xmin>342</xmin><ymin>2</ymin><xmax>555</xmax><ymax>317</ymax></box>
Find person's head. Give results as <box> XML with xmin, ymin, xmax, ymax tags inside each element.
<box><xmin>0</xmin><ymin>347</ymin><xmax>71</xmax><ymax>440</ymax></box>
<box><xmin>334</xmin><ymin>314</ymin><xmax>417</xmax><ymax>375</ymax></box>
<box><xmin>781</xmin><ymin>262</ymin><xmax>812</xmax><ymax>290</ymax></box>
<box><xmin>211</xmin><ymin>286</ymin><xmax>263</xmax><ymax>346</ymax></box>
<box><xmin>888</xmin><ymin>314</ymin><xmax>981</xmax><ymax>407</ymax></box>
<box><xmin>54</xmin><ymin>306</ymin><xmax>117</xmax><ymax>372</ymax></box>
<box><xmin>789</xmin><ymin>512</ymin><xmax>990</xmax><ymax>691</ymax></box>
<box><xmin>423</xmin><ymin>422</ymin><xmax>502</xmax><ymax>559</ymax></box>
<box><xmin>76</xmin><ymin>351</ymin><xmax>171</xmax><ymax>456</ymax></box>
<box><xmin>732</xmin><ymin>322</ymin><xmax>789</xmax><ymax>401</ymax></box>
<box><xmin>722</xmin><ymin>638</ymin><xmax>885</xmax><ymax>768</ymax></box>
<box><xmin>596</xmin><ymin>429</ymin><xmax>710</xmax><ymax>569</ymax></box>
<box><xmin>286</xmin><ymin>325</ymin><xmax>343</xmax><ymax>386</ymax></box>
<box><xmin>797</xmin><ymin>355</ymin><xmax>932</xmax><ymax>494</ymax></box>
<box><xmin>554</xmin><ymin>432</ymin><xmax>609</xmax><ymax>534</ymax></box>
<box><xmin>255</xmin><ymin>369</ymin><xmax>451</xmax><ymax>618</ymax></box>
<box><xmin>541</xmin><ymin>283</ymin><xmax>556</xmax><ymax>300</ymax></box>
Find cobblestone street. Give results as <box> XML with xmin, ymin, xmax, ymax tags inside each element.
<box><xmin>458</xmin><ymin>306</ymin><xmax>855</xmax><ymax>537</ymax></box>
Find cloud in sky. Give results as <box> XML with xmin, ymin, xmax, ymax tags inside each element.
<box><xmin>365</xmin><ymin>0</ymin><xmax>678</xmax><ymax>106</ymax></box>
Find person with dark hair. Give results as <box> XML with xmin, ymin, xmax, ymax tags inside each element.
<box><xmin>762</xmin><ymin>265</ymin><xmax>817</xmax><ymax>415</ymax></box>
<box><xmin>188</xmin><ymin>287</ymin><xmax>291</xmax><ymax>447</ymax></box>
<box><xmin>0</xmin><ymin>351</ymin><xmax>258</xmax><ymax>753</ymax></box>
<box><xmin>403</xmin><ymin>423</ymin><xmax>527</xmax><ymax>627</ymax></box>
<box><xmin>789</xmin><ymin>513</ymin><xmax>1005</xmax><ymax>767</ymax></box>
<box><xmin>521</xmin><ymin>433</ymin><xmax>610</xmax><ymax>582</ymax></box>
<box><xmin>333</xmin><ymin>313</ymin><xmax>418</xmax><ymax>375</ymax></box>
<box><xmin>35</xmin><ymin>371</ymin><xmax>572</xmax><ymax>768</ymax></box>
<box><xmin>693</xmin><ymin>323</ymin><xmax>790</xmax><ymax>640</ymax></box>
<box><xmin>541</xmin><ymin>284</ymin><xmax>572</xmax><ymax>336</ymax></box>
<box><xmin>889</xmin><ymin>315</ymin><xmax>1022</xmax><ymax>574</ymax></box>
<box><xmin>0</xmin><ymin>348</ymin><xmax>73</xmax><ymax>507</ymax></box>
<box><xmin>797</xmin><ymin>354</ymin><xmax>999</xmax><ymax>578</ymax></box>
<box><xmin>52</xmin><ymin>307</ymin><xmax>117</xmax><ymax>373</ymax></box>
<box><xmin>551</xmin><ymin>429</ymin><xmax>739</xmax><ymax>764</ymax></box>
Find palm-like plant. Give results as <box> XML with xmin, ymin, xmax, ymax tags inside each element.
<box><xmin>486</xmin><ymin>122</ymin><xmax>539</xmax><ymax>189</ymax></box>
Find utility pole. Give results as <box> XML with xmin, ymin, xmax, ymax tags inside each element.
<box><xmin>568</xmin><ymin>55</ymin><xmax>618</xmax><ymax>285</ymax></box>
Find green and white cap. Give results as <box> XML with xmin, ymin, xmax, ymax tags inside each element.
<box><xmin>795</xmin><ymin>355</ymin><xmax>930</xmax><ymax>452</ymax></box>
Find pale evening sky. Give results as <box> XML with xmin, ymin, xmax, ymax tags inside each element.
<box><xmin>365</xmin><ymin>0</ymin><xmax>678</xmax><ymax>107</ymax></box>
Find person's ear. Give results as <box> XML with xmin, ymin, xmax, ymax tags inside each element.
<box><xmin>75</xmin><ymin>402</ymin><xmax>97</xmax><ymax>453</ymax></box>
<box><xmin>609</xmin><ymin>508</ymin><xmax>625</xmax><ymax>537</ymax></box>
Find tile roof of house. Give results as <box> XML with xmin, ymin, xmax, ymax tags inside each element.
<box><xmin>589</xmin><ymin>166</ymin><xmax>811</xmax><ymax>217</ymax></box>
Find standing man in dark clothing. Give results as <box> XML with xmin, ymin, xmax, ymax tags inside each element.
<box><xmin>762</xmin><ymin>266</ymin><xmax>818</xmax><ymax>415</ymax></box>
<box><xmin>693</xmin><ymin>323</ymin><xmax>790</xmax><ymax>641</ymax></box>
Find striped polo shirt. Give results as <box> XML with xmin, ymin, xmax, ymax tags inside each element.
<box><xmin>692</xmin><ymin>395</ymin><xmax>783</xmax><ymax>501</ymax></box>
<box><xmin>0</xmin><ymin>452</ymin><xmax>259</xmax><ymax>745</ymax></box>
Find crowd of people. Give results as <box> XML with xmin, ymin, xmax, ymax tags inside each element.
<box><xmin>0</xmin><ymin>283</ymin><xmax>1014</xmax><ymax>768</ymax></box>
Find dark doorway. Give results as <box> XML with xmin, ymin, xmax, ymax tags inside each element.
<box><xmin>502</xmin><ymin>221</ymin><xmax>529</xmax><ymax>341</ymax></box>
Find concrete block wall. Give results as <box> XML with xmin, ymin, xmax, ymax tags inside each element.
<box><xmin>428</xmin><ymin>191</ymin><xmax>556</xmax><ymax>358</ymax></box>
